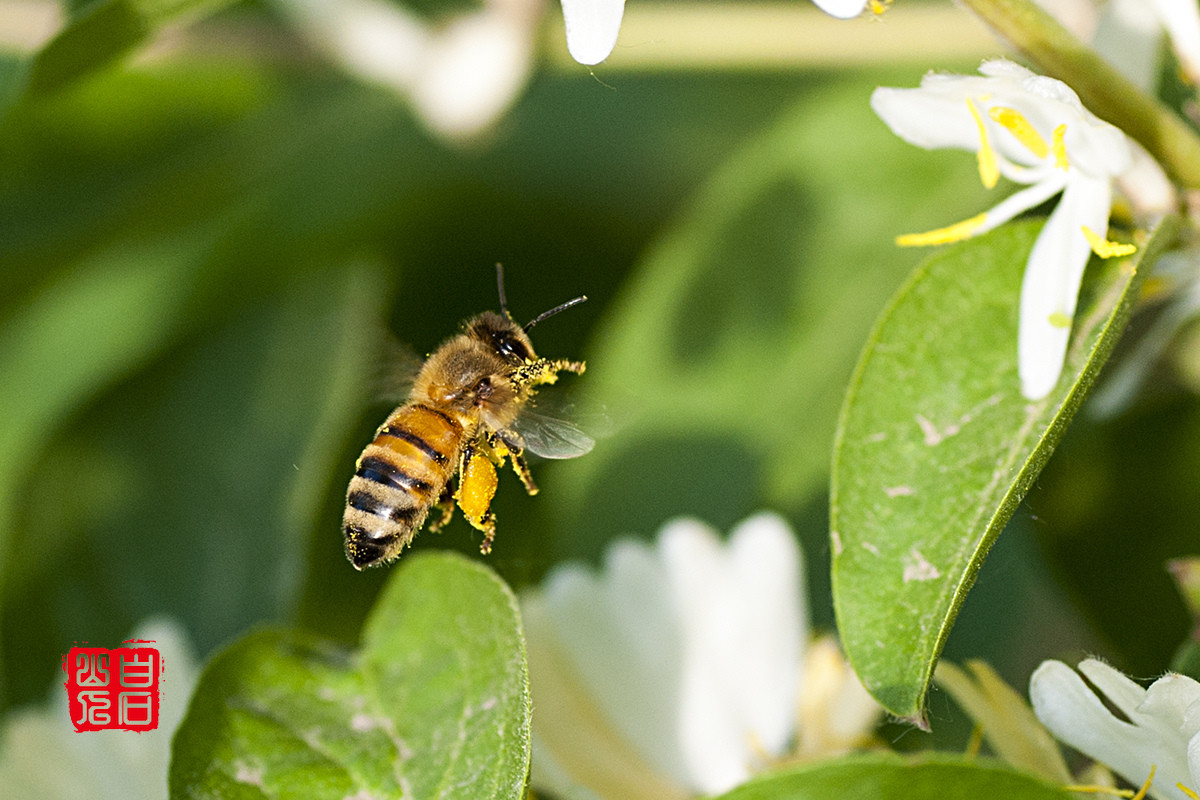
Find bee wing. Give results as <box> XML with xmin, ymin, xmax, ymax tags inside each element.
<box><xmin>372</xmin><ymin>341</ymin><xmax>423</xmax><ymax>405</ymax></box>
<box><xmin>513</xmin><ymin>408</ymin><xmax>595</xmax><ymax>459</ymax></box>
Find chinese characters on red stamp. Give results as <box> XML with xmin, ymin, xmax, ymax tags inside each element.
<box><xmin>63</xmin><ymin>642</ymin><xmax>161</xmax><ymax>732</ymax></box>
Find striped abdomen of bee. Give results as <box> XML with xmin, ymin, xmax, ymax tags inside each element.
<box><xmin>343</xmin><ymin>403</ymin><xmax>464</xmax><ymax>570</ymax></box>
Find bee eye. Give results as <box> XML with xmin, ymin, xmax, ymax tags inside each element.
<box><xmin>492</xmin><ymin>332</ymin><xmax>529</xmax><ymax>361</ymax></box>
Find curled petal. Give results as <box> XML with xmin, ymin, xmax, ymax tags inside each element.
<box><xmin>561</xmin><ymin>0</ymin><xmax>625</xmax><ymax>65</ymax></box>
<box><xmin>1017</xmin><ymin>175</ymin><xmax>1111</xmax><ymax>399</ymax></box>
<box><xmin>1032</xmin><ymin>660</ymin><xmax>1198</xmax><ymax>798</ymax></box>
<box><xmin>1030</xmin><ymin>661</ymin><xmax>1155</xmax><ymax>791</ymax></box>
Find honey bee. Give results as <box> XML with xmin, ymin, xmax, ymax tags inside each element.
<box><xmin>343</xmin><ymin>268</ymin><xmax>591</xmax><ymax>570</ymax></box>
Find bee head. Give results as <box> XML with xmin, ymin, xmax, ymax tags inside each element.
<box><xmin>467</xmin><ymin>311</ymin><xmax>535</xmax><ymax>364</ymax></box>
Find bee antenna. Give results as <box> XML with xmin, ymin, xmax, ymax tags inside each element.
<box><xmin>525</xmin><ymin>295</ymin><xmax>588</xmax><ymax>331</ymax></box>
<box><xmin>495</xmin><ymin>263</ymin><xmax>511</xmax><ymax>318</ymax></box>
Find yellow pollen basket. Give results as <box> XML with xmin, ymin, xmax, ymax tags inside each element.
<box><xmin>968</xmin><ymin>99</ymin><xmax>999</xmax><ymax>189</ymax></box>
<box><xmin>896</xmin><ymin>213</ymin><xmax>989</xmax><ymax>247</ymax></box>
<box><xmin>988</xmin><ymin>106</ymin><xmax>1049</xmax><ymax>160</ymax></box>
<box><xmin>457</xmin><ymin>453</ymin><xmax>498</xmax><ymax>531</ymax></box>
<box><xmin>1082</xmin><ymin>226</ymin><xmax>1137</xmax><ymax>258</ymax></box>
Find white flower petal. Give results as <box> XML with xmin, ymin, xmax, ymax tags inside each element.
<box><xmin>1031</xmin><ymin>661</ymin><xmax>1156</xmax><ymax>791</ymax></box>
<box><xmin>1189</xmin><ymin>729</ymin><xmax>1200</xmax><ymax>795</ymax></box>
<box><xmin>1151</xmin><ymin>0</ymin><xmax>1200</xmax><ymax>86</ymax></box>
<box><xmin>811</xmin><ymin>0</ymin><xmax>869</xmax><ymax>19</ymax></box>
<box><xmin>542</xmin><ymin>541</ymin><xmax>692</xmax><ymax>786</ymax></box>
<box><xmin>978</xmin><ymin>173</ymin><xmax>1068</xmax><ymax>232</ymax></box>
<box><xmin>279</xmin><ymin>0</ymin><xmax>538</xmax><ymax>137</ymax></box>
<box><xmin>523</xmin><ymin>595</ymin><xmax>688</xmax><ymax>800</ymax></box>
<box><xmin>411</xmin><ymin>9</ymin><xmax>535</xmax><ymax>137</ymax></box>
<box><xmin>724</xmin><ymin>513</ymin><xmax>806</xmax><ymax>756</ymax></box>
<box><xmin>870</xmin><ymin>85</ymin><xmax>983</xmax><ymax>154</ymax></box>
<box><xmin>977</xmin><ymin>58</ymin><xmax>1039</xmax><ymax>80</ymax></box>
<box><xmin>561</xmin><ymin>0</ymin><xmax>625</xmax><ymax>65</ymax></box>
<box><xmin>658</xmin><ymin>513</ymin><xmax>805</xmax><ymax>793</ymax></box>
<box><xmin>659</xmin><ymin>520</ymin><xmax>753</xmax><ymax>793</ymax></box>
<box><xmin>1136</xmin><ymin>672</ymin><xmax>1200</xmax><ymax>752</ymax></box>
<box><xmin>1033</xmin><ymin>661</ymin><xmax>1199</xmax><ymax>800</ymax></box>
<box><xmin>291</xmin><ymin>0</ymin><xmax>428</xmax><ymax>90</ymax></box>
<box><xmin>1017</xmin><ymin>174</ymin><xmax>1111</xmax><ymax>399</ymax></box>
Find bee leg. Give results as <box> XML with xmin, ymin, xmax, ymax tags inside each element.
<box><xmin>492</xmin><ymin>430</ymin><xmax>538</xmax><ymax>496</ymax></box>
<box><xmin>512</xmin><ymin>357</ymin><xmax>586</xmax><ymax>390</ymax></box>
<box><xmin>510</xmin><ymin>450</ymin><xmax>538</xmax><ymax>496</ymax></box>
<box><xmin>478</xmin><ymin>511</ymin><xmax>497</xmax><ymax>555</ymax></box>
<box><xmin>428</xmin><ymin>484</ymin><xmax>456</xmax><ymax>532</ymax></box>
<box><xmin>429</xmin><ymin>501</ymin><xmax>455</xmax><ymax>532</ymax></box>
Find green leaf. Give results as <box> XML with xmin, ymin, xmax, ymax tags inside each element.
<box><xmin>170</xmin><ymin>553</ymin><xmax>531</xmax><ymax>799</ymax></box>
<box><xmin>714</xmin><ymin>753</ymin><xmax>1076</xmax><ymax>800</ymax></box>
<box><xmin>830</xmin><ymin>216</ymin><xmax>1178</xmax><ymax>723</ymax></box>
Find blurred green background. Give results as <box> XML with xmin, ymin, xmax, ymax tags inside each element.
<box><xmin>0</xmin><ymin>0</ymin><xmax>1195</xmax><ymax>754</ymax></box>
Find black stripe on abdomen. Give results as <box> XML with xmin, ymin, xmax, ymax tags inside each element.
<box><xmin>356</xmin><ymin>456</ymin><xmax>434</xmax><ymax>495</ymax></box>
<box><xmin>379</xmin><ymin>425</ymin><xmax>450</xmax><ymax>466</ymax></box>
<box><xmin>347</xmin><ymin>490</ymin><xmax>420</xmax><ymax>525</ymax></box>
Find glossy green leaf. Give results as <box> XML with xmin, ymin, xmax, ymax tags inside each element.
<box><xmin>831</xmin><ymin>216</ymin><xmax>1178</xmax><ymax>723</ymax></box>
<box><xmin>170</xmin><ymin>552</ymin><xmax>531</xmax><ymax>799</ymax></box>
<box><xmin>715</xmin><ymin>753</ymin><xmax>1076</xmax><ymax>800</ymax></box>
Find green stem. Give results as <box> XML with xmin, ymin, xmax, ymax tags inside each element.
<box><xmin>961</xmin><ymin>0</ymin><xmax>1200</xmax><ymax>190</ymax></box>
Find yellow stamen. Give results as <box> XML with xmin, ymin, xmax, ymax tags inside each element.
<box><xmin>969</xmin><ymin>99</ymin><xmax>1000</xmax><ymax>189</ymax></box>
<box><xmin>1131</xmin><ymin>766</ymin><xmax>1156</xmax><ymax>800</ymax></box>
<box><xmin>1179</xmin><ymin>784</ymin><xmax>1199</xmax><ymax>800</ymax></box>
<box><xmin>1082</xmin><ymin>226</ymin><xmax>1137</xmax><ymax>258</ymax></box>
<box><xmin>989</xmin><ymin>106</ymin><xmax>1049</xmax><ymax>159</ymax></box>
<box><xmin>896</xmin><ymin>213</ymin><xmax>989</xmax><ymax>247</ymax></box>
<box><xmin>1053</xmin><ymin>124</ymin><xmax>1069</xmax><ymax>170</ymax></box>
<box><xmin>868</xmin><ymin>0</ymin><xmax>892</xmax><ymax>15</ymax></box>
<box><xmin>1048</xmin><ymin>312</ymin><xmax>1072</xmax><ymax>329</ymax></box>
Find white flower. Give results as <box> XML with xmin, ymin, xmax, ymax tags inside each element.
<box><xmin>277</xmin><ymin>0</ymin><xmax>541</xmax><ymax>138</ymax></box>
<box><xmin>1030</xmin><ymin>658</ymin><xmax>1200</xmax><ymax>800</ymax></box>
<box><xmin>0</xmin><ymin>618</ymin><xmax>199</xmax><ymax>799</ymax></box>
<box><xmin>521</xmin><ymin>513</ymin><xmax>879</xmax><ymax>799</ymax></box>
<box><xmin>872</xmin><ymin>59</ymin><xmax>1139</xmax><ymax>400</ymax></box>
<box><xmin>559</xmin><ymin>0</ymin><xmax>872</xmax><ymax>66</ymax></box>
